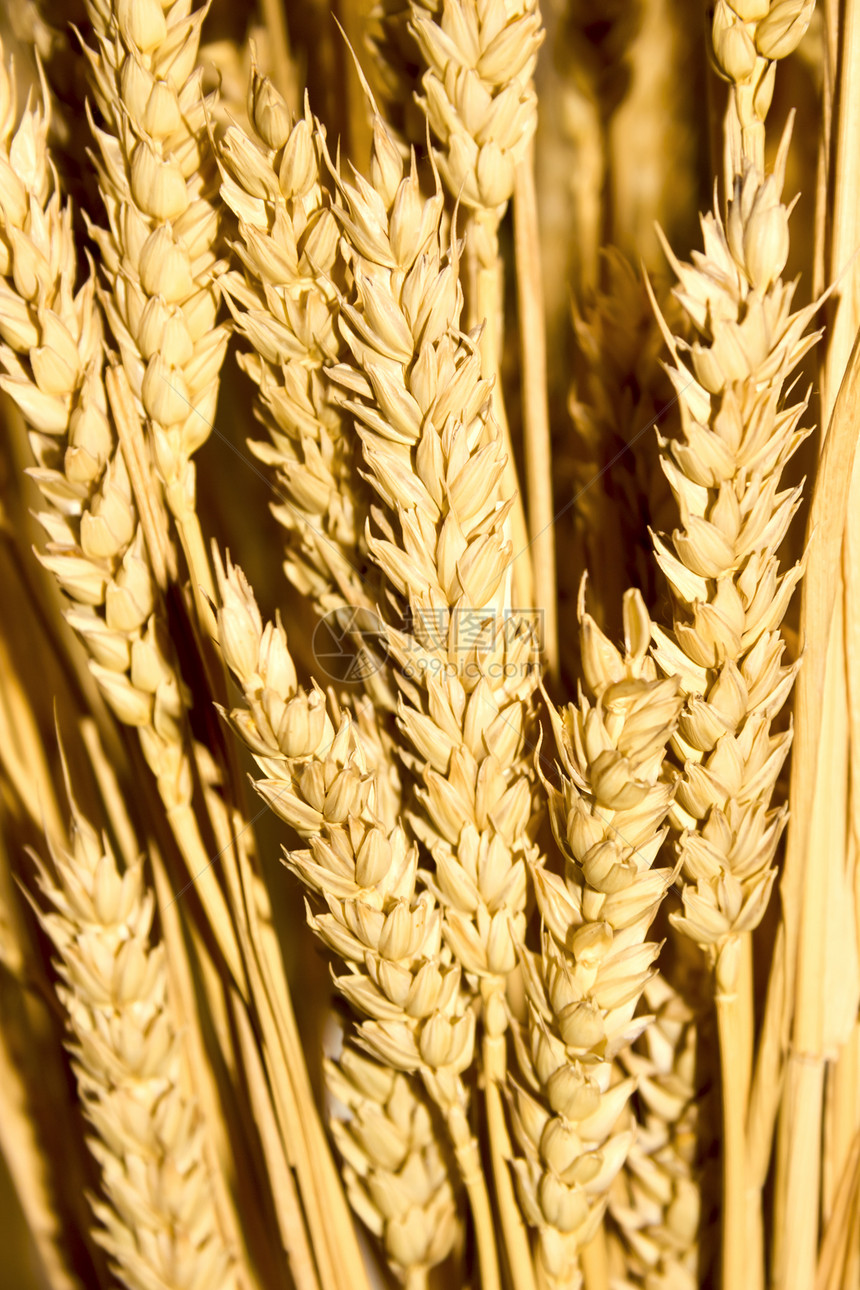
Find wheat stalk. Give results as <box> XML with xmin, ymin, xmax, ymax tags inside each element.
<box><xmin>0</xmin><ymin>5</ymin><xmax>857</xmax><ymax>1290</ymax></box>
<box><xmin>0</xmin><ymin>47</ymin><xmax>369</xmax><ymax>1290</ymax></box>
<box><xmin>324</xmin><ymin>108</ymin><xmax>555</xmax><ymax>1281</ymax></box>
<box><xmin>214</xmin><ymin>552</ymin><xmax>496</xmax><ymax>1282</ymax></box>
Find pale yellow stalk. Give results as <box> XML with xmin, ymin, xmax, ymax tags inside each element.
<box><xmin>513</xmin><ymin>144</ymin><xmax>556</xmax><ymax>677</ymax></box>
<box><xmin>772</xmin><ymin>4</ymin><xmax>860</xmax><ymax>1284</ymax></box>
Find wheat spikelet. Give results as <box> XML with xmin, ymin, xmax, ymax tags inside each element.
<box><xmin>711</xmin><ymin>0</ymin><xmax>814</xmax><ymax>173</ymax></box>
<box><xmin>34</xmin><ymin>792</ymin><xmax>238</xmax><ymax>1290</ymax></box>
<box><xmin>81</xmin><ymin>0</ymin><xmax>229</xmax><ymax>602</ymax></box>
<box><xmin>325</xmin><ymin>1042</ymin><xmax>461</xmax><ymax>1287</ymax></box>
<box><xmin>510</xmin><ymin>589</ymin><xmax>681</xmax><ymax>1288</ymax></box>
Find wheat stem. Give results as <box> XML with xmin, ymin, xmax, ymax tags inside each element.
<box><xmin>815</xmin><ymin>1128</ymin><xmax>860</xmax><ymax>1290</ymax></box>
<box><xmin>260</xmin><ymin>0</ymin><xmax>293</xmax><ymax>99</ymax></box>
<box><xmin>481</xmin><ymin>981</ymin><xmax>538</xmax><ymax>1290</ymax></box>
<box><xmin>579</xmin><ymin>1228</ymin><xmax>609</xmax><ymax>1290</ymax></box>
<box><xmin>771</xmin><ymin>333</ymin><xmax>860</xmax><ymax>1290</ymax></box>
<box><xmin>444</xmin><ymin>1097</ymin><xmax>502</xmax><ymax>1290</ymax></box>
<box><xmin>472</xmin><ymin>206</ymin><xmax>534</xmax><ymax>613</ymax></box>
<box><xmin>513</xmin><ymin>149</ymin><xmax>556</xmax><ymax>677</ymax></box>
<box><xmin>716</xmin><ymin>933</ymin><xmax>753</xmax><ymax>1290</ymax></box>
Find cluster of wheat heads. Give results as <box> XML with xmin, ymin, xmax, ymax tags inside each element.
<box><xmin>0</xmin><ymin>0</ymin><xmax>858</xmax><ymax>1288</ymax></box>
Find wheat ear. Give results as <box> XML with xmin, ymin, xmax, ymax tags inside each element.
<box><xmin>0</xmin><ymin>80</ymin><xmax>321</xmax><ymax>1278</ymax></box>
<box><xmin>0</xmin><ymin>50</ymin><xmax>373</xmax><ymax>1280</ymax></box>
<box><xmin>215</xmin><ymin>72</ymin><xmax>390</xmax><ymax>695</ymax></box>
<box><xmin>0</xmin><ymin>40</ymin><xmax>246</xmax><ymax>988</ymax></box>
<box><xmin>214</xmin><ymin>552</ymin><xmax>499</xmax><ymax>1287</ymax></box>
<box><xmin>409</xmin><ymin>0</ymin><xmax>544</xmax><ymax>614</ymax></box>
<box><xmin>325</xmin><ymin>1042</ymin><xmax>461</xmax><ymax>1289</ymax></box>
<box><xmin>711</xmin><ymin>0</ymin><xmax>814</xmax><ymax>177</ymax></box>
<box><xmin>608</xmin><ymin>975</ymin><xmax>702</xmax><ymax>1290</ymax></box>
<box><xmin>81</xmin><ymin>0</ymin><xmax>228</xmax><ymax>615</ymax></box>
<box><xmin>0</xmin><ymin>69</ymin><xmax>343</xmax><ymax>1277</ymax></box>
<box><xmin>0</xmin><ymin>656</ymin><xmax>105</xmax><ymax>1290</ymax></box>
<box><xmin>324</xmin><ymin>110</ymin><xmax>551</xmax><ymax>1283</ymax></box>
<box><xmin>649</xmin><ymin>118</ymin><xmax>817</xmax><ymax>1290</ymax></box>
<box><xmin>34</xmin><ymin>790</ymin><xmax>239</xmax><ymax>1290</ymax></box>
<box><xmin>511</xmin><ymin>588</ymin><xmax>681</xmax><ymax>1288</ymax></box>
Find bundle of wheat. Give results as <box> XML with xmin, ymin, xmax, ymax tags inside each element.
<box><xmin>1</xmin><ymin>2</ymin><xmax>857</xmax><ymax>1289</ymax></box>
